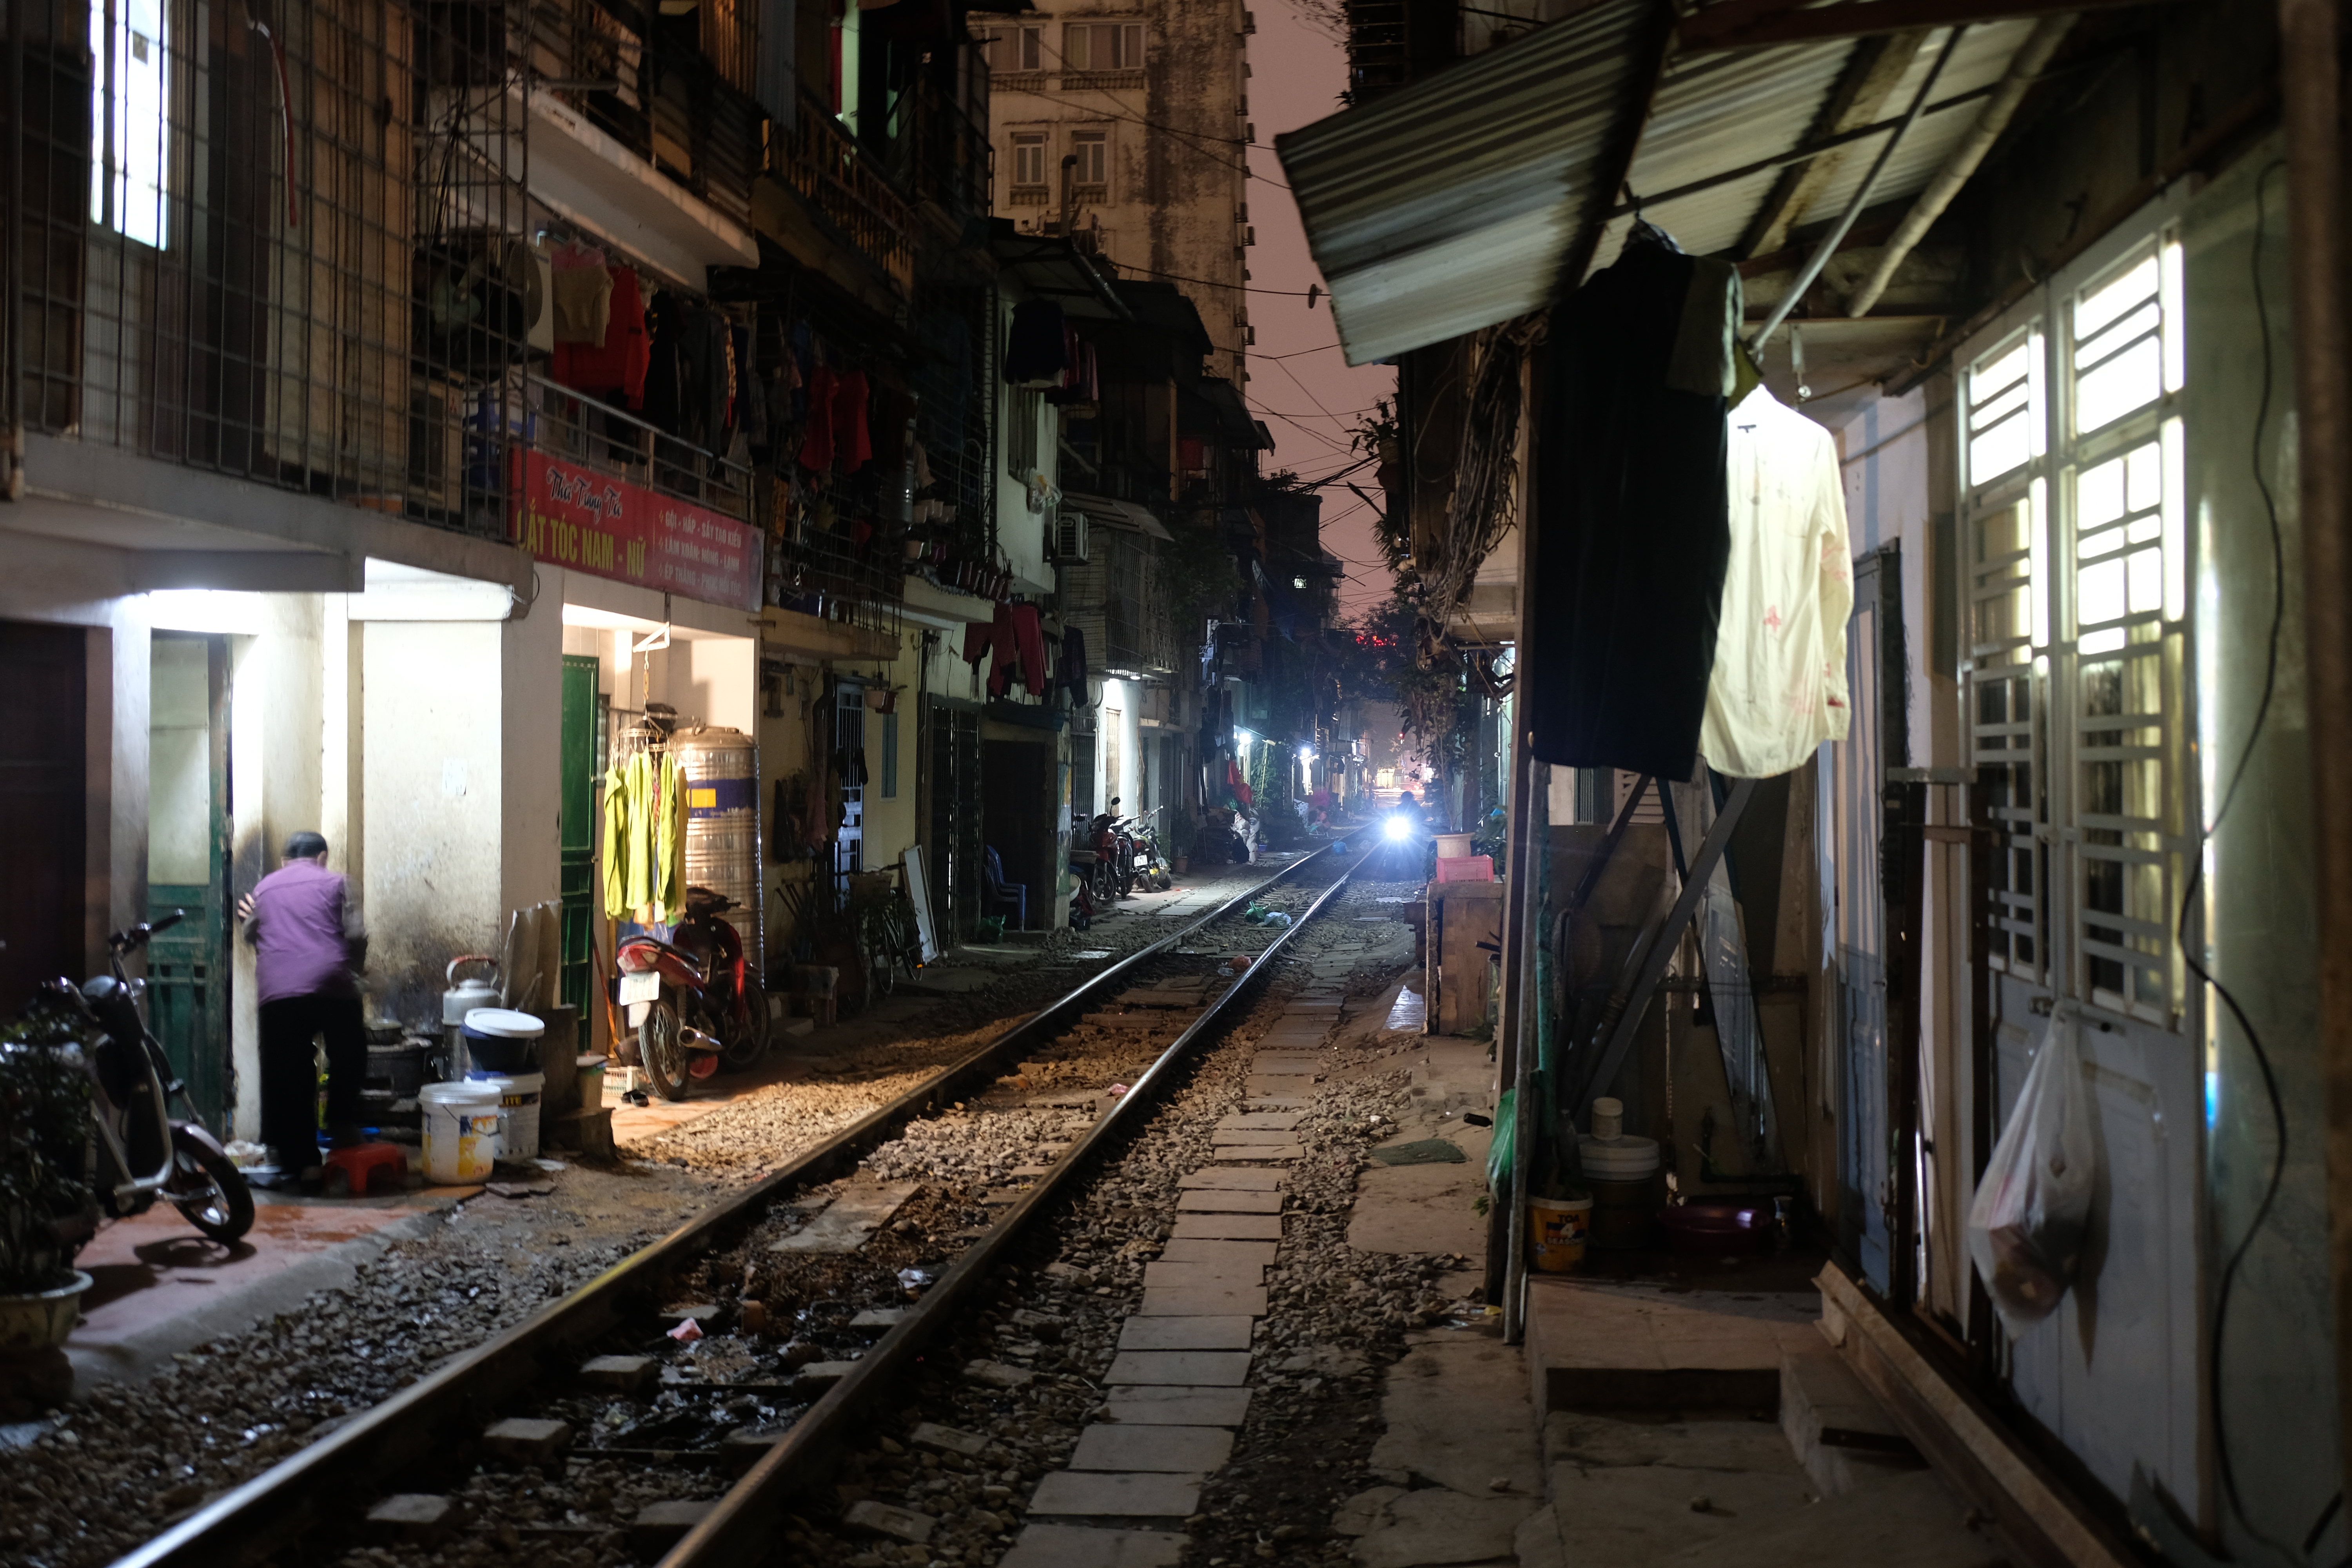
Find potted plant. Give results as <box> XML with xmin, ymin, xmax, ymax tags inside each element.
<box><xmin>0</xmin><ymin>1000</ymin><xmax>98</xmax><ymax>1394</ymax></box>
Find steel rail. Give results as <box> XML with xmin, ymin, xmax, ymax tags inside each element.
<box><xmin>113</xmin><ymin>846</ymin><xmax>1342</xmax><ymax>1568</ymax></box>
<box><xmin>662</xmin><ymin>852</ymin><xmax>1370</xmax><ymax>1564</ymax></box>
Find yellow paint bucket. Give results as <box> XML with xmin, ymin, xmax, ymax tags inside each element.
<box><xmin>1528</xmin><ymin>1192</ymin><xmax>1594</xmax><ymax>1272</ymax></box>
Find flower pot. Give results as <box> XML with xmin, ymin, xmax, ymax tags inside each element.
<box><xmin>0</xmin><ymin>1270</ymin><xmax>92</xmax><ymax>1356</ymax></box>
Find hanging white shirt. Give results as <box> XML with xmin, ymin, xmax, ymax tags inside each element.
<box><xmin>1700</xmin><ymin>386</ymin><xmax>1854</xmax><ymax>779</ymax></box>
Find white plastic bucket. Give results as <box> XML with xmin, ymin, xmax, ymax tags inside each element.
<box><xmin>467</xmin><ymin>1070</ymin><xmax>545</xmax><ymax>1161</ymax></box>
<box><xmin>420</xmin><ymin>1082</ymin><xmax>504</xmax><ymax>1184</ymax></box>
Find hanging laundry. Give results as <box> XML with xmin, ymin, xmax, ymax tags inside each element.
<box><xmin>1004</xmin><ymin>298</ymin><xmax>1070</xmax><ymax>385</ymax></box>
<box><xmin>553</xmin><ymin>266</ymin><xmax>648</xmax><ymax>406</ymax></box>
<box><xmin>603</xmin><ymin>750</ymin><xmax>687</xmax><ymax>923</ymax></box>
<box><xmin>549</xmin><ymin>245</ymin><xmax>613</xmax><ymax>345</ymax></box>
<box><xmin>800</xmin><ymin>363</ymin><xmax>839</xmax><ymax>472</ymax></box>
<box><xmin>1699</xmin><ymin>386</ymin><xmax>1854</xmax><ymax>778</ymax></box>
<box><xmin>732</xmin><ymin>322</ymin><xmax>769</xmax><ymax>456</ymax></box>
<box><xmin>1058</xmin><ymin>622</ymin><xmax>1088</xmax><ymax>704</ymax></box>
<box><xmin>1527</xmin><ymin>234</ymin><xmax>1733</xmax><ymax>782</ymax></box>
<box><xmin>835</xmin><ymin>368</ymin><xmax>873</xmax><ymax>473</ymax></box>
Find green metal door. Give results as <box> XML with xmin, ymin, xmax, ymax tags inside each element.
<box><xmin>559</xmin><ymin>656</ymin><xmax>600</xmax><ymax>1014</ymax></box>
<box><xmin>147</xmin><ymin>635</ymin><xmax>231</xmax><ymax>1129</ymax></box>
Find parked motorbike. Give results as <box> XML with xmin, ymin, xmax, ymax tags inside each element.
<box><xmin>31</xmin><ymin>913</ymin><xmax>254</xmax><ymax>1258</ymax></box>
<box><xmin>614</xmin><ymin>885</ymin><xmax>769</xmax><ymax>1102</ymax></box>
<box><xmin>1128</xmin><ymin>808</ymin><xmax>1175</xmax><ymax>892</ymax></box>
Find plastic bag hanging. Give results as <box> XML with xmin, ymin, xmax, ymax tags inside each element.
<box><xmin>1966</xmin><ymin>1002</ymin><xmax>2097</xmax><ymax>1334</ymax></box>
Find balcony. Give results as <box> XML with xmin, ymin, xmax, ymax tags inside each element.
<box><xmin>1062</xmin><ymin>526</ymin><xmax>1181</xmax><ymax>678</ymax></box>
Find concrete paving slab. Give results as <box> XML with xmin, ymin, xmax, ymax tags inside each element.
<box><xmin>1106</xmin><ymin>1350</ymin><xmax>1254</xmax><ymax>1386</ymax></box>
<box><xmin>1142</xmin><ymin>1261</ymin><xmax>1265</xmax><ymax>1290</ymax></box>
<box><xmin>1159</xmin><ymin>1238</ymin><xmax>1279</xmax><ymax>1267</ymax></box>
<box><xmin>1245</xmin><ymin>1078</ymin><xmax>1317</xmax><ymax>1099</ymax></box>
<box><xmin>1212</xmin><ymin>1142</ymin><xmax>1303</xmax><ymax>1160</ymax></box>
<box><xmin>1246</xmin><ymin>1098</ymin><xmax>1312</xmax><ymax>1111</ymax></box>
<box><xmin>1217</xmin><ymin>1112</ymin><xmax>1303</xmax><ymax>1131</ymax></box>
<box><xmin>768</xmin><ymin>1181</ymin><xmax>920</xmax><ymax>1253</ymax></box>
<box><xmin>1347</xmin><ymin>1161</ymin><xmax>1491</xmax><ymax>1258</ymax></box>
<box><xmin>1178</xmin><ymin>1167</ymin><xmax>1284</xmax><ymax>1190</ymax></box>
<box><xmin>1071</xmin><ymin>1423</ymin><xmax>1236</xmax><ymax>1474</ymax></box>
<box><xmin>1524</xmin><ymin>1278</ymin><xmax>1822</xmax><ymax>1415</ymax></box>
<box><xmin>1177</xmin><ymin>1189</ymin><xmax>1284</xmax><ymax>1213</ymax></box>
<box><xmin>1027</xmin><ymin>1471</ymin><xmax>1201</xmax><ymax>1520</ymax></box>
<box><xmin>1673</xmin><ymin>1468</ymin><xmax>2005</xmax><ymax>1568</ymax></box>
<box><xmin>1543</xmin><ymin>1411</ymin><xmax>1806</xmax><ymax>1474</ymax></box>
<box><xmin>1347</xmin><ymin>1486</ymin><xmax>1539</xmax><ymax>1568</ymax></box>
<box><xmin>1118</xmin><ymin>1315</ymin><xmax>1255</xmax><ymax>1351</ymax></box>
<box><xmin>1170</xmin><ymin>1212</ymin><xmax>1284</xmax><ymax>1241</ymax></box>
<box><xmin>999</xmin><ymin>1524</ymin><xmax>1189</xmax><ymax>1568</ymax></box>
<box><xmin>1368</xmin><ymin>1336</ymin><xmax>1544</xmax><ymax>1498</ymax></box>
<box><xmin>1212</xmin><ymin>1127</ymin><xmax>1300</xmax><ymax>1145</ymax></box>
<box><xmin>1137</xmin><ymin>1286</ymin><xmax>1269</xmax><ymax>1317</ymax></box>
<box><xmin>1544</xmin><ymin>1463</ymin><xmax>1816</xmax><ymax>1558</ymax></box>
<box><xmin>1103</xmin><ymin>1385</ymin><xmax>1254</xmax><ymax>1426</ymax></box>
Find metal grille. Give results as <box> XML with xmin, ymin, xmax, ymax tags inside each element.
<box><xmin>1062</xmin><ymin>525</ymin><xmax>1178</xmax><ymax>677</ymax></box>
<box><xmin>5</xmin><ymin>0</ymin><xmax>532</xmax><ymax>533</ymax></box>
<box><xmin>910</xmin><ymin>282</ymin><xmax>991</xmax><ymax>555</ymax></box>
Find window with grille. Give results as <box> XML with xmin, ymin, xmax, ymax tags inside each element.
<box><xmin>1960</xmin><ymin>231</ymin><xmax>2191</xmax><ymax>1026</ymax></box>
<box><xmin>1012</xmin><ymin>134</ymin><xmax>1048</xmax><ymax>189</ymax></box>
<box><xmin>1063</xmin><ymin>21</ymin><xmax>1145</xmax><ymax>70</ymax></box>
<box><xmin>1070</xmin><ymin>130</ymin><xmax>1108</xmax><ymax>189</ymax></box>
<box><xmin>91</xmin><ymin>0</ymin><xmax>170</xmax><ymax>247</ymax></box>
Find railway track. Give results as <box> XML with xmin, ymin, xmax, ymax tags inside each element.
<box><xmin>115</xmin><ymin>845</ymin><xmax>1375</xmax><ymax>1568</ymax></box>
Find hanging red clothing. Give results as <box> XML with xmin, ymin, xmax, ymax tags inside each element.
<box><xmin>835</xmin><ymin>369</ymin><xmax>873</xmax><ymax>474</ymax></box>
<box><xmin>800</xmin><ymin>365</ymin><xmax>839</xmax><ymax>472</ymax></box>
<box><xmin>552</xmin><ymin>267</ymin><xmax>650</xmax><ymax>408</ymax></box>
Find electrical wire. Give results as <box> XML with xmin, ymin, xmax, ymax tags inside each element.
<box><xmin>2187</xmin><ymin>157</ymin><xmax>2296</xmax><ymax>1561</ymax></box>
<box><xmin>1109</xmin><ymin>262</ymin><xmax>1326</xmax><ymax>298</ymax></box>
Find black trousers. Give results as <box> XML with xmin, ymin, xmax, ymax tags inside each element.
<box><xmin>258</xmin><ymin>993</ymin><xmax>367</xmax><ymax>1167</ymax></box>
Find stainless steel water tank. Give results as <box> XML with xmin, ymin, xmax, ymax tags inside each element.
<box><xmin>672</xmin><ymin>726</ymin><xmax>762</xmax><ymax>957</ymax></box>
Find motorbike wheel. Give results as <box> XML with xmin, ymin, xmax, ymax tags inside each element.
<box><xmin>719</xmin><ymin>976</ymin><xmax>771</xmax><ymax>1071</ymax></box>
<box><xmin>639</xmin><ymin>997</ymin><xmax>691</xmax><ymax>1101</ymax></box>
<box><xmin>167</xmin><ymin>1130</ymin><xmax>254</xmax><ymax>1245</ymax></box>
<box><xmin>1153</xmin><ymin>871</ymin><xmax>1172</xmax><ymax>892</ymax></box>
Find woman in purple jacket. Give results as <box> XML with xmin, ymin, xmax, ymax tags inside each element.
<box><xmin>238</xmin><ymin>832</ymin><xmax>368</xmax><ymax>1180</ymax></box>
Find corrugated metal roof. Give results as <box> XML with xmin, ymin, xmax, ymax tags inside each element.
<box><xmin>1277</xmin><ymin>6</ymin><xmax>2033</xmax><ymax>365</ymax></box>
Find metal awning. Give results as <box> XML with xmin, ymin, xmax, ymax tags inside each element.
<box><xmin>1276</xmin><ymin>0</ymin><xmax>2054</xmax><ymax>365</ymax></box>
<box><xmin>1063</xmin><ymin>492</ymin><xmax>1173</xmax><ymax>539</ymax></box>
<box><xmin>991</xmin><ymin>229</ymin><xmax>1136</xmax><ymax>321</ymax></box>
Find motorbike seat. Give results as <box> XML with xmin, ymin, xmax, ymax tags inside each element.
<box><xmin>622</xmin><ymin>934</ymin><xmax>707</xmax><ymax>986</ymax></box>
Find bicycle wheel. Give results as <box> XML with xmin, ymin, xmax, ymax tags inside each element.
<box><xmin>167</xmin><ymin>1129</ymin><xmax>254</xmax><ymax>1244</ymax></box>
<box><xmin>865</xmin><ymin>916</ymin><xmax>897</xmax><ymax>999</ymax></box>
<box><xmin>639</xmin><ymin>997</ymin><xmax>691</xmax><ymax>1100</ymax></box>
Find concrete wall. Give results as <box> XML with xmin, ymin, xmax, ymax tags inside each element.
<box><xmin>977</xmin><ymin>0</ymin><xmax>1250</xmax><ymax>383</ymax></box>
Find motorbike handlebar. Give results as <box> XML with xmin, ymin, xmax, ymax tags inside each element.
<box><xmin>108</xmin><ymin>910</ymin><xmax>185</xmax><ymax>953</ymax></box>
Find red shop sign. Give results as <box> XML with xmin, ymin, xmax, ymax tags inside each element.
<box><xmin>510</xmin><ymin>449</ymin><xmax>761</xmax><ymax>612</ymax></box>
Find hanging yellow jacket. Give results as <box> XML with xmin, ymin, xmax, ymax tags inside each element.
<box><xmin>623</xmin><ymin>752</ymin><xmax>657</xmax><ymax>913</ymax></box>
<box><xmin>600</xmin><ymin>763</ymin><xmax>628</xmax><ymax>914</ymax></box>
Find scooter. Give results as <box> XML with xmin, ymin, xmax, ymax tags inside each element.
<box><xmin>1088</xmin><ymin>806</ymin><xmax>1132</xmax><ymax>900</ymax></box>
<box><xmin>1127</xmin><ymin>808</ymin><xmax>1174</xmax><ymax>892</ymax></box>
<box><xmin>29</xmin><ymin>913</ymin><xmax>254</xmax><ymax>1259</ymax></box>
<box><xmin>613</xmin><ymin>886</ymin><xmax>769</xmax><ymax>1102</ymax></box>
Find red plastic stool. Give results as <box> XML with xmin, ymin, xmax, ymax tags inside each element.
<box><xmin>324</xmin><ymin>1142</ymin><xmax>407</xmax><ymax>1196</ymax></box>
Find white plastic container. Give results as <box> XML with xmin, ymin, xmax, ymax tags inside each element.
<box><xmin>1592</xmin><ymin>1097</ymin><xmax>1625</xmax><ymax>1142</ymax></box>
<box><xmin>1579</xmin><ymin>1132</ymin><xmax>1661</xmax><ymax>1179</ymax></box>
<box><xmin>420</xmin><ymin>1081</ymin><xmax>504</xmax><ymax>1184</ymax></box>
<box><xmin>467</xmin><ymin>1070</ymin><xmax>545</xmax><ymax>1161</ymax></box>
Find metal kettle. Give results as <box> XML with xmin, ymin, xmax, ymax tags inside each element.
<box><xmin>443</xmin><ymin>956</ymin><xmax>500</xmax><ymax>1025</ymax></box>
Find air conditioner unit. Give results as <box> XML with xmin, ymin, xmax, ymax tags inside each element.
<box><xmin>1053</xmin><ymin>508</ymin><xmax>1091</xmax><ymax>563</ymax></box>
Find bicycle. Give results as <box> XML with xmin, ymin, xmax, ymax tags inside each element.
<box><xmin>847</xmin><ymin>864</ymin><xmax>924</xmax><ymax>1000</ymax></box>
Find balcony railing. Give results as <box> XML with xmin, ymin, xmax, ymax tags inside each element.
<box><xmin>772</xmin><ymin>88</ymin><xmax>918</xmax><ymax>295</ymax></box>
<box><xmin>1062</xmin><ymin>528</ymin><xmax>1181</xmax><ymax>677</ymax></box>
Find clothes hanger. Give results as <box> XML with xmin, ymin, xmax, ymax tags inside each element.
<box><xmin>1621</xmin><ymin>187</ymin><xmax>1684</xmax><ymax>254</ymax></box>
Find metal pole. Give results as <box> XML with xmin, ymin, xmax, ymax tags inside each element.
<box><xmin>1745</xmin><ymin>25</ymin><xmax>1966</xmax><ymax>352</ymax></box>
<box><xmin>6</xmin><ymin>0</ymin><xmax>25</xmax><ymax>500</ymax></box>
<box><xmin>2280</xmin><ymin>0</ymin><xmax>2352</xmax><ymax>1526</ymax></box>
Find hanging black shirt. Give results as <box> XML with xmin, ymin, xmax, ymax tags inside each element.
<box><xmin>1528</xmin><ymin>241</ymin><xmax>1731</xmax><ymax>782</ymax></box>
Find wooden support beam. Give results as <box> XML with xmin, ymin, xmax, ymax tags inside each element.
<box><xmin>1681</xmin><ymin>0</ymin><xmax>2160</xmax><ymax>53</ymax></box>
<box><xmin>1738</xmin><ymin>31</ymin><xmax>1929</xmax><ymax>258</ymax></box>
